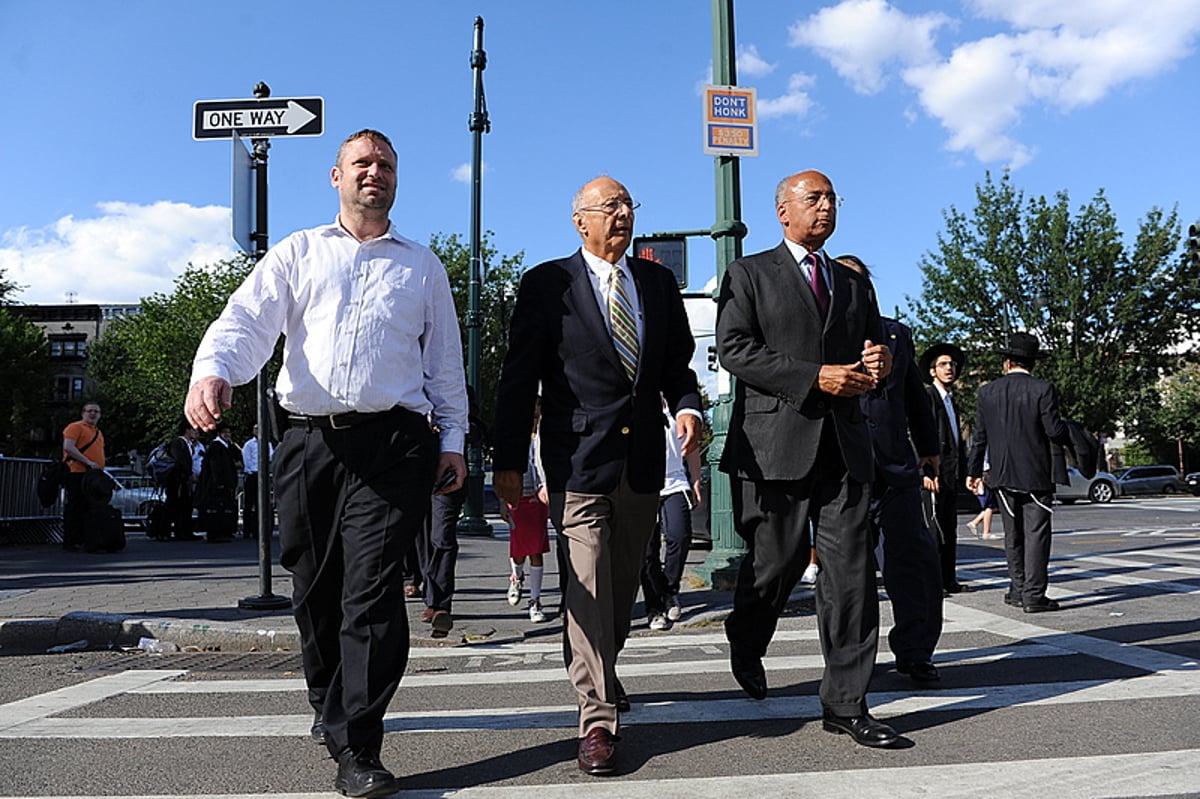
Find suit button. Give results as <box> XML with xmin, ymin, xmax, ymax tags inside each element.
<box><xmin>620</xmin><ymin>426</ymin><xmax>630</xmax><ymax>435</ymax></box>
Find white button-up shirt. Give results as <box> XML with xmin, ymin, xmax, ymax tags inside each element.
<box><xmin>190</xmin><ymin>219</ymin><xmax>468</xmax><ymax>453</ymax></box>
<box><xmin>580</xmin><ymin>248</ymin><xmax>644</xmax><ymax>345</ymax></box>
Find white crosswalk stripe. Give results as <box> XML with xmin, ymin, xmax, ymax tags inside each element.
<box><xmin>1</xmin><ymin>548</ymin><xmax>1197</xmax><ymax>797</ymax></box>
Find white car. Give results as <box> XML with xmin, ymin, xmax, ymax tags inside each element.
<box><xmin>1056</xmin><ymin>466</ymin><xmax>1117</xmax><ymax>504</ymax></box>
<box><xmin>106</xmin><ymin>468</ymin><xmax>164</xmax><ymax>529</ymax></box>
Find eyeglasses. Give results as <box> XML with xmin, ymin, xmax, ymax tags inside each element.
<box><xmin>788</xmin><ymin>192</ymin><xmax>843</xmax><ymax>208</ymax></box>
<box><xmin>577</xmin><ymin>198</ymin><xmax>640</xmax><ymax>215</ymax></box>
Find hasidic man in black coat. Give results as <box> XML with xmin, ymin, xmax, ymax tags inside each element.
<box><xmin>716</xmin><ymin>170</ymin><xmax>899</xmax><ymax>749</ymax></box>
<box><xmin>967</xmin><ymin>332</ymin><xmax>1072</xmax><ymax>613</ymax></box>
<box><xmin>493</xmin><ymin>176</ymin><xmax>701</xmax><ymax>776</ymax></box>
<box><xmin>839</xmin><ymin>255</ymin><xmax>944</xmax><ymax>685</ymax></box>
<box><xmin>920</xmin><ymin>342</ymin><xmax>971</xmax><ymax>594</ymax></box>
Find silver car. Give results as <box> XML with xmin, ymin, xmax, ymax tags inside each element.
<box><xmin>106</xmin><ymin>468</ymin><xmax>164</xmax><ymax>529</ymax></box>
<box><xmin>1056</xmin><ymin>466</ymin><xmax>1117</xmax><ymax>504</ymax></box>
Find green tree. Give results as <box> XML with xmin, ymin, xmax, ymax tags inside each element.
<box><xmin>1133</xmin><ymin>363</ymin><xmax>1200</xmax><ymax>470</ymax></box>
<box><xmin>909</xmin><ymin>171</ymin><xmax>1200</xmax><ymax>445</ymax></box>
<box><xmin>0</xmin><ymin>304</ymin><xmax>51</xmax><ymax>455</ymax></box>
<box><xmin>89</xmin><ymin>255</ymin><xmax>263</xmax><ymax>454</ymax></box>
<box><xmin>428</xmin><ymin>231</ymin><xmax>524</xmax><ymax>446</ymax></box>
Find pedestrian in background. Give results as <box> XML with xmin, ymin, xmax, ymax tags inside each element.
<box><xmin>240</xmin><ymin>423</ymin><xmax>273</xmax><ymax>540</ymax></box>
<box><xmin>920</xmin><ymin>342</ymin><xmax>971</xmax><ymax>596</ymax></box>
<box><xmin>60</xmin><ymin>402</ymin><xmax>105</xmax><ymax>552</ymax></box>
<box><xmin>185</xmin><ymin>128</ymin><xmax>467</xmax><ymax>799</ymax></box>
<box><xmin>503</xmin><ymin>400</ymin><xmax>550</xmax><ymax>624</ymax></box>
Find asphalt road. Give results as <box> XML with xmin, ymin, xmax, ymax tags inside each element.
<box><xmin>0</xmin><ymin>495</ymin><xmax>1197</xmax><ymax>798</ymax></box>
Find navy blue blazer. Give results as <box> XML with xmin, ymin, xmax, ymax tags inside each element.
<box><xmin>493</xmin><ymin>250</ymin><xmax>700</xmax><ymax>495</ymax></box>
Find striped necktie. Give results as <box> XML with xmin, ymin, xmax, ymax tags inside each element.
<box><xmin>608</xmin><ymin>267</ymin><xmax>639</xmax><ymax>381</ymax></box>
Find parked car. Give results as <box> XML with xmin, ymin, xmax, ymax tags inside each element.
<box><xmin>1056</xmin><ymin>466</ymin><xmax>1117</xmax><ymax>504</ymax></box>
<box><xmin>106</xmin><ymin>468</ymin><xmax>163</xmax><ymax>530</ymax></box>
<box><xmin>1187</xmin><ymin>472</ymin><xmax>1200</xmax><ymax>496</ymax></box>
<box><xmin>1114</xmin><ymin>464</ymin><xmax>1188</xmax><ymax>496</ymax></box>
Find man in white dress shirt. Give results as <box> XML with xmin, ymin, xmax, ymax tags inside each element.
<box><xmin>185</xmin><ymin>129</ymin><xmax>467</xmax><ymax>799</ymax></box>
<box><xmin>240</xmin><ymin>423</ymin><xmax>273</xmax><ymax>539</ymax></box>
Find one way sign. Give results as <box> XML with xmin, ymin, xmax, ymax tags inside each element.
<box><xmin>193</xmin><ymin>97</ymin><xmax>324</xmax><ymax>140</ymax></box>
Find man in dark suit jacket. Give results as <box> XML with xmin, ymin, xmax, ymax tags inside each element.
<box><xmin>716</xmin><ymin>170</ymin><xmax>898</xmax><ymax>748</ymax></box>
<box><xmin>920</xmin><ymin>343</ymin><xmax>970</xmax><ymax>594</ymax></box>
<box><xmin>493</xmin><ymin>176</ymin><xmax>701</xmax><ymax>776</ymax></box>
<box><xmin>839</xmin><ymin>256</ymin><xmax>944</xmax><ymax>685</ymax></box>
<box><xmin>967</xmin><ymin>332</ymin><xmax>1072</xmax><ymax>613</ymax></box>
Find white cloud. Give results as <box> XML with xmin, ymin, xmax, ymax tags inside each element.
<box><xmin>737</xmin><ymin>44</ymin><xmax>776</xmax><ymax>77</ymax></box>
<box><xmin>790</xmin><ymin>0</ymin><xmax>949</xmax><ymax>94</ymax></box>
<box><xmin>789</xmin><ymin>0</ymin><xmax>1200</xmax><ymax>167</ymax></box>
<box><xmin>451</xmin><ymin>161</ymin><xmax>489</xmax><ymax>183</ymax></box>
<box><xmin>0</xmin><ymin>201</ymin><xmax>236</xmax><ymax>305</ymax></box>
<box><xmin>757</xmin><ymin>73</ymin><xmax>817</xmax><ymax>120</ymax></box>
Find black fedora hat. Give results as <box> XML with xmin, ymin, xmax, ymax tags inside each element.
<box><xmin>997</xmin><ymin>331</ymin><xmax>1048</xmax><ymax>360</ymax></box>
<box><xmin>919</xmin><ymin>342</ymin><xmax>965</xmax><ymax>383</ymax></box>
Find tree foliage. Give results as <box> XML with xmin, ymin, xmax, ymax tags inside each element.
<box><xmin>909</xmin><ymin>171</ymin><xmax>1200</xmax><ymax>450</ymax></box>
<box><xmin>0</xmin><ymin>303</ymin><xmax>51</xmax><ymax>455</ymax></box>
<box><xmin>89</xmin><ymin>255</ymin><xmax>261</xmax><ymax>453</ymax></box>
<box><xmin>428</xmin><ymin>231</ymin><xmax>524</xmax><ymax>446</ymax></box>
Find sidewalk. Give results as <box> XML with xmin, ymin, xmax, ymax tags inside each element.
<box><xmin>0</xmin><ymin>517</ymin><xmax>734</xmax><ymax>654</ymax></box>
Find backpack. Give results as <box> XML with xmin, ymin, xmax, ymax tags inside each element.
<box><xmin>147</xmin><ymin>442</ymin><xmax>177</xmax><ymax>488</ymax></box>
<box><xmin>36</xmin><ymin>460</ymin><xmax>68</xmax><ymax>507</ymax></box>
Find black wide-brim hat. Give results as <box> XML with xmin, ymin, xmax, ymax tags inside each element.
<box><xmin>996</xmin><ymin>331</ymin><xmax>1049</xmax><ymax>360</ymax></box>
<box><xmin>919</xmin><ymin>342</ymin><xmax>966</xmax><ymax>383</ymax></box>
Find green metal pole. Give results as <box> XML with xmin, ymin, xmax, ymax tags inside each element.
<box><xmin>459</xmin><ymin>16</ymin><xmax>491</xmax><ymax>536</ymax></box>
<box><xmin>696</xmin><ymin>0</ymin><xmax>748</xmax><ymax>590</ymax></box>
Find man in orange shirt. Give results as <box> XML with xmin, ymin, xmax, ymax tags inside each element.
<box><xmin>61</xmin><ymin>402</ymin><xmax>106</xmax><ymax>552</ymax></box>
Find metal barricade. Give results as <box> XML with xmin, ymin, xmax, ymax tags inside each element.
<box><xmin>0</xmin><ymin>457</ymin><xmax>64</xmax><ymax>545</ymax></box>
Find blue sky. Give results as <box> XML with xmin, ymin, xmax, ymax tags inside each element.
<box><xmin>3</xmin><ymin>0</ymin><xmax>1199</xmax><ymax>384</ymax></box>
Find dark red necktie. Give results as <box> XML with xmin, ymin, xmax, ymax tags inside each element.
<box><xmin>808</xmin><ymin>253</ymin><xmax>829</xmax><ymax>318</ymax></box>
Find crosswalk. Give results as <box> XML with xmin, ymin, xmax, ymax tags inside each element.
<box><xmin>1</xmin><ymin>547</ymin><xmax>1198</xmax><ymax>798</ymax></box>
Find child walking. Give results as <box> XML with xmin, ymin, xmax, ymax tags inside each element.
<box><xmin>503</xmin><ymin>406</ymin><xmax>550</xmax><ymax>623</ymax></box>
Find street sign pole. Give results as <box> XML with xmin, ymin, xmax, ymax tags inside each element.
<box><xmin>458</xmin><ymin>17</ymin><xmax>492</xmax><ymax>536</ymax></box>
<box><xmin>696</xmin><ymin>0</ymin><xmax>749</xmax><ymax>590</ymax></box>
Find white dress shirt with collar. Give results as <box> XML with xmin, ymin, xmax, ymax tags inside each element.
<box><xmin>579</xmin><ymin>247</ymin><xmax>644</xmax><ymax>345</ymax></box>
<box><xmin>782</xmin><ymin>239</ymin><xmax>831</xmax><ymax>289</ymax></box>
<box><xmin>190</xmin><ymin>219</ymin><xmax>468</xmax><ymax>453</ymax></box>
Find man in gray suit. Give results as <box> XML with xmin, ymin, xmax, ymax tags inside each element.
<box><xmin>967</xmin><ymin>332</ymin><xmax>1072</xmax><ymax>613</ymax></box>
<box><xmin>716</xmin><ymin>170</ymin><xmax>898</xmax><ymax>748</ymax></box>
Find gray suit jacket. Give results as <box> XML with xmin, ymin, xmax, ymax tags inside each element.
<box><xmin>716</xmin><ymin>243</ymin><xmax>885</xmax><ymax>483</ymax></box>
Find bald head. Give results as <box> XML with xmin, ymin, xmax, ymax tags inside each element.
<box><xmin>775</xmin><ymin>170</ymin><xmax>838</xmax><ymax>251</ymax></box>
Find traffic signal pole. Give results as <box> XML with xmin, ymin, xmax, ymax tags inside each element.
<box><xmin>694</xmin><ymin>0</ymin><xmax>749</xmax><ymax>589</ymax></box>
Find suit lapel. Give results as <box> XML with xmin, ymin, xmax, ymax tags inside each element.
<box><xmin>770</xmin><ymin>244</ymin><xmax>820</xmax><ymax>321</ymax></box>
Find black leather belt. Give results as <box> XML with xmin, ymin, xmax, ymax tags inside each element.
<box><xmin>288</xmin><ymin>406</ymin><xmax>413</xmax><ymax>430</ymax></box>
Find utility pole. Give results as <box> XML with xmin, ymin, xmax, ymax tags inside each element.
<box><xmin>696</xmin><ymin>0</ymin><xmax>749</xmax><ymax>589</ymax></box>
<box><xmin>458</xmin><ymin>17</ymin><xmax>492</xmax><ymax>536</ymax></box>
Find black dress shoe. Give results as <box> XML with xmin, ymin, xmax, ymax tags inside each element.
<box><xmin>1003</xmin><ymin>592</ymin><xmax>1023</xmax><ymax>608</ymax></box>
<box><xmin>310</xmin><ymin>712</ymin><xmax>325</xmax><ymax>744</ymax></box>
<box><xmin>577</xmin><ymin>727</ymin><xmax>616</xmax><ymax>775</ymax></box>
<box><xmin>1023</xmin><ymin>598</ymin><xmax>1061</xmax><ymax>613</ymax></box>
<box><xmin>896</xmin><ymin>661</ymin><xmax>941</xmax><ymax>683</ymax></box>
<box><xmin>944</xmin><ymin>582</ymin><xmax>972</xmax><ymax>594</ymax></box>
<box><xmin>730</xmin><ymin>651</ymin><xmax>767</xmax><ymax>700</ymax></box>
<box><xmin>334</xmin><ymin>749</ymin><xmax>400</xmax><ymax>798</ymax></box>
<box><xmin>821</xmin><ymin>710</ymin><xmax>900</xmax><ymax>748</ymax></box>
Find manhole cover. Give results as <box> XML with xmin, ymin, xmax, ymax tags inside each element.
<box><xmin>83</xmin><ymin>652</ymin><xmax>304</xmax><ymax>672</ymax></box>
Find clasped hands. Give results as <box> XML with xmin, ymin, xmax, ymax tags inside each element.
<box><xmin>815</xmin><ymin>339</ymin><xmax>892</xmax><ymax>397</ymax></box>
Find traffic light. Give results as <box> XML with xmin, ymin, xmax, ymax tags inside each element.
<box><xmin>633</xmin><ymin>236</ymin><xmax>688</xmax><ymax>289</ymax></box>
<box><xmin>707</xmin><ymin>344</ymin><xmax>718</xmax><ymax>372</ymax></box>
<box><xmin>1188</xmin><ymin>223</ymin><xmax>1200</xmax><ymax>267</ymax></box>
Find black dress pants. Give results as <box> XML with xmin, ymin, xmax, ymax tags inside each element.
<box><xmin>996</xmin><ymin>488</ymin><xmax>1054</xmax><ymax>604</ymax></box>
<box><xmin>871</xmin><ymin>483</ymin><xmax>943</xmax><ymax>666</ymax></box>
<box><xmin>275</xmin><ymin>410</ymin><xmax>436</xmax><ymax>758</ymax></box>
<box><xmin>417</xmin><ymin>487</ymin><xmax>465</xmax><ymax>611</ymax></box>
<box><xmin>725</xmin><ymin>445</ymin><xmax>879</xmax><ymax>717</ymax></box>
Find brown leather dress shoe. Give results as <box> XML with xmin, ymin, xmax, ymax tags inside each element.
<box><xmin>419</xmin><ymin>607</ymin><xmax>436</xmax><ymax>623</ymax></box>
<box><xmin>577</xmin><ymin>727</ymin><xmax>616</xmax><ymax>775</ymax></box>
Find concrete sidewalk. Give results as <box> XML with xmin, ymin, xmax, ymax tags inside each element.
<box><xmin>0</xmin><ymin>518</ymin><xmax>734</xmax><ymax>654</ymax></box>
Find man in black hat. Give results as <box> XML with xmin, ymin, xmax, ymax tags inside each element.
<box><xmin>966</xmin><ymin>332</ymin><xmax>1072</xmax><ymax>613</ymax></box>
<box><xmin>920</xmin><ymin>342</ymin><xmax>969</xmax><ymax>595</ymax></box>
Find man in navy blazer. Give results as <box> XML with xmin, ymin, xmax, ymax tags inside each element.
<box><xmin>967</xmin><ymin>332</ymin><xmax>1072</xmax><ymax>613</ymax></box>
<box><xmin>839</xmin><ymin>255</ymin><xmax>944</xmax><ymax>686</ymax></box>
<box><xmin>493</xmin><ymin>176</ymin><xmax>701</xmax><ymax>776</ymax></box>
<box><xmin>717</xmin><ymin>170</ymin><xmax>898</xmax><ymax>748</ymax></box>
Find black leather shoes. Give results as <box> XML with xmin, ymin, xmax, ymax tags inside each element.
<box><xmin>333</xmin><ymin>749</ymin><xmax>400</xmax><ymax>798</ymax></box>
<box><xmin>821</xmin><ymin>710</ymin><xmax>900</xmax><ymax>748</ymax></box>
<box><xmin>577</xmin><ymin>728</ymin><xmax>616</xmax><ymax>775</ymax></box>
<box><xmin>310</xmin><ymin>712</ymin><xmax>325</xmax><ymax>744</ymax></box>
<box><xmin>1003</xmin><ymin>592</ymin><xmax>1023</xmax><ymax>608</ymax></box>
<box><xmin>730</xmin><ymin>651</ymin><xmax>767</xmax><ymax>700</ymax></box>
<box><xmin>944</xmin><ymin>582</ymin><xmax>972</xmax><ymax>595</ymax></box>
<box><xmin>1023</xmin><ymin>598</ymin><xmax>1061</xmax><ymax>613</ymax></box>
<box><xmin>896</xmin><ymin>661</ymin><xmax>940</xmax><ymax>683</ymax></box>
